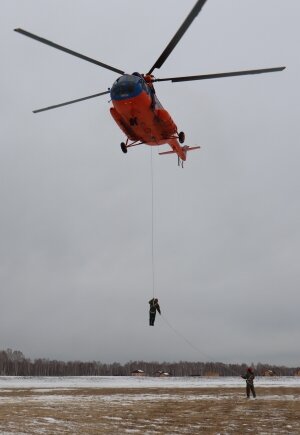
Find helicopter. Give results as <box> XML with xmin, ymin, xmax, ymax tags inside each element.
<box><xmin>15</xmin><ymin>0</ymin><xmax>285</xmax><ymax>167</ymax></box>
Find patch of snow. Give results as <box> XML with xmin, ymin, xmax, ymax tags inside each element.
<box><xmin>0</xmin><ymin>376</ymin><xmax>300</xmax><ymax>390</ymax></box>
<box><xmin>42</xmin><ymin>417</ymin><xmax>59</xmax><ymax>423</ymax></box>
<box><xmin>124</xmin><ymin>430</ymin><xmax>140</xmax><ymax>433</ymax></box>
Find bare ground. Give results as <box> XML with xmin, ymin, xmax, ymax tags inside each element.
<box><xmin>0</xmin><ymin>386</ymin><xmax>300</xmax><ymax>434</ymax></box>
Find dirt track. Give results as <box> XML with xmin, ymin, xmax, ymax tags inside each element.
<box><xmin>0</xmin><ymin>387</ymin><xmax>299</xmax><ymax>434</ymax></box>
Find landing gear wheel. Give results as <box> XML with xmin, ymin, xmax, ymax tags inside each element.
<box><xmin>121</xmin><ymin>142</ymin><xmax>127</xmax><ymax>154</ymax></box>
<box><xmin>178</xmin><ymin>131</ymin><xmax>185</xmax><ymax>144</ymax></box>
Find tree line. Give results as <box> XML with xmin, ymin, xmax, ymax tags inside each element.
<box><xmin>0</xmin><ymin>349</ymin><xmax>298</xmax><ymax>377</ymax></box>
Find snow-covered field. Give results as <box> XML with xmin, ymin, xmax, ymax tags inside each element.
<box><xmin>0</xmin><ymin>377</ymin><xmax>299</xmax><ymax>434</ymax></box>
<box><xmin>1</xmin><ymin>375</ymin><xmax>300</xmax><ymax>389</ymax></box>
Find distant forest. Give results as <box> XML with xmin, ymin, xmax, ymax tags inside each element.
<box><xmin>0</xmin><ymin>349</ymin><xmax>299</xmax><ymax>377</ymax></box>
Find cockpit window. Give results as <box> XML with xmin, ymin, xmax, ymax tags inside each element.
<box><xmin>117</xmin><ymin>81</ymin><xmax>135</xmax><ymax>97</ymax></box>
<box><xmin>111</xmin><ymin>74</ymin><xmax>144</xmax><ymax>100</ymax></box>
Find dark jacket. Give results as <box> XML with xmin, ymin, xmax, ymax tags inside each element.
<box><xmin>242</xmin><ymin>371</ymin><xmax>255</xmax><ymax>386</ymax></box>
<box><xmin>149</xmin><ymin>299</ymin><xmax>161</xmax><ymax>315</ymax></box>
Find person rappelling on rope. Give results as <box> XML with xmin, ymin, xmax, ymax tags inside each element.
<box><xmin>241</xmin><ymin>367</ymin><xmax>256</xmax><ymax>398</ymax></box>
<box><xmin>149</xmin><ymin>298</ymin><xmax>161</xmax><ymax>326</ymax></box>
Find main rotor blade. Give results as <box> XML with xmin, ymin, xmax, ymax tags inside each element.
<box><xmin>14</xmin><ymin>28</ymin><xmax>125</xmax><ymax>75</ymax></box>
<box><xmin>147</xmin><ymin>0</ymin><xmax>207</xmax><ymax>74</ymax></box>
<box><xmin>154</xmin><ymin>67</ymin><xmax>286</xmax><ymax>82</ymax></box>
<box><xmin>33</xmin><ymin>90</ymin><xmax>110</xmax><ymax>113</ymax></box>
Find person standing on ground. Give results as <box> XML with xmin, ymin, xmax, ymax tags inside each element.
<box><xmin>241</xmin><ymin>367</ymin><xmax>256</xmax><ymax>398</ymax></box>
<box><xmin>149</xmin><ymin>298</ymin><xmax>161</xmax><ymax>326</ymax></box>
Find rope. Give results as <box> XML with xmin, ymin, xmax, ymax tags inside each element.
<box><xmin>161</xmin><ymin>313</ymin><xmax>242</xmax><ymax>377</ymax></box>
<box><xmin>161</xmin><ymin>314</ymin><xmax>214</xmax><ymax>361</ymax></box>
<box><xmin>150</xmin><ymin>146</ymin><xmax>155</xmax><ymax>299</ymax></box>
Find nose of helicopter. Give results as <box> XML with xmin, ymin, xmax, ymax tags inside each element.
<box><xmin>110</xmin><ymin>74</ymin><xmax>143</xmax><ymax>101</ymax></box>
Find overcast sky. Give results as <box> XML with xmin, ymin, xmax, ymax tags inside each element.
<box><xmin>1</xmin><ymin>0</ymin><xmax>299</xmax><ymax>366</ymax></box>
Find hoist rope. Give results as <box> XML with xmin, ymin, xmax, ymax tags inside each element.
<box><xmin>150</xmin><ymin>146</ymin><xmax>155</xmax><ymax>299</ymax></box>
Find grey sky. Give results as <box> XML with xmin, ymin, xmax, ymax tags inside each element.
<box><xmin>1</xmin><ymin>0</ymin><xmax>299</xmax><ymax>366</ymax></box>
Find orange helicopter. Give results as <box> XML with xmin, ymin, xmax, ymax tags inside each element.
<box><xmin>15</xmin><ymin>0</ymin><xmax>285</xmax><ymax>167</ymax></box>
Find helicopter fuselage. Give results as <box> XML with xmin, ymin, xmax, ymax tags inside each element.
<box><xmin>110</xmin><ymin>73</ymin><xmax>187</xmax><ymax>160</ymax></box>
